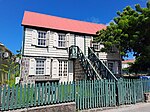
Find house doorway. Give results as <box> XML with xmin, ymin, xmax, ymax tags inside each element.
<box><xmin>75</xmin><ymin>36</ymin><xmax>85</xmax><ymax>54</ymax></box>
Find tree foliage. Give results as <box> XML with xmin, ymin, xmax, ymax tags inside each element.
<box><xmin>95</xmin><ymin>2</ymin><xmax>150</xmax><ymax>73</ymax></box>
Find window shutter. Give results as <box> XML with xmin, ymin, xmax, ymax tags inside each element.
<box><xmin>66</xmin><ymin>33</ymin><xmax>70</xmax><ymax>47</ymax></box>
<box><xmin>29</xmin><ymin>58</ymin><xmax>36</xmax><ymax>75</ymax></box>
<box><xmin>52</xmin><ymin>59</ymin><xmax>59</xmax><ymax>78</ymax></box>
<box><xmin>45</xmin><ymin>58</ymin><xmax>51</xmax><ymax>75</ymax></box>
<box><xmin>46</xmin><ymin>31</ymin><xmax>50</xmax><ymax>47</ymax></box>
<box><xmin>32</xmin><ymin>30</ymin><xmax>38</xmax><ymax>45</ymax></box>
<box><xmin>53</xmin><ymin>32</ymin><xmax>58</xmax><ymax>47</ymax></box>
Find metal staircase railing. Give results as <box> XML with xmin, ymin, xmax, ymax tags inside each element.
<box><xmin>69</xmin><ymin>46</ymin><xmax>101</xmax><ymax>80</ymax></box>
<box><xmin>88</xmin><ymin>47</ymin><xmax>118</xmax><ymax>81</ymax></box>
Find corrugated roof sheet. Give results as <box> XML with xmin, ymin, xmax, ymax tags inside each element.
<box><xmin>122</xmin><ymin>59</ymin><xmax>135</xmax><ymax>64</ymax></box>
<box><xmin>22</xmin><ymin>11</ymin><xmax>106</xmax><ymax>35</ymax></box>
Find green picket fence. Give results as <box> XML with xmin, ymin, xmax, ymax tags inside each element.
<box><xmin>1</xmin><ymin>79</ymin><xmax>150</xmax><ymax>111</ymax></box>
<box><xmin>0</xmin><ymin>81</ymin><xmax>75</xmax><ymax>111</ymax></box>
<box><xmin>117</xmin><ymin>79</ymin><xmax>144</xmax><ymax>105</ymax></box>
<box><xmin>75</xmin><ymin>80</ymin><xmax>116</xmax><ymax>110</ymax></box>
<box><xmin>142</xmin><ymin>79</ymin><xmax>150</xmax><ymax>93</ymax></box>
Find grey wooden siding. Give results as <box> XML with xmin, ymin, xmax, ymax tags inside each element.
<box><xmin>23</xmin><ymin>28</ymin><xmax>75</xmax><ymax>57</ymax></box>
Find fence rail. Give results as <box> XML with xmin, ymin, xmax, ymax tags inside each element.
<box><xmin>0</xmin><ymin>79</ymin><xmax>150</xmax><ymax>111</ymax></box>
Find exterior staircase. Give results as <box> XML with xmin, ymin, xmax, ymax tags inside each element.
<box><xmin>69</xmin><ymin>45</ymin><xmax>118</xmax><ymax>81</ymax></box>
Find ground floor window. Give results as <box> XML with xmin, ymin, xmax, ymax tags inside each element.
<box><xmin>36</xmin><ymin>59</ymin><xmax>45</xmax><ymax>75</ymax></box>
<box><xmin>59</xmin><ymin>60</ymin><xmax>68</xmax><ymax>76</ymax></box>
<box><xmin>108</xmin><ymin>62</ymin><xmax>114</xmax><ymax>73</ymax></box>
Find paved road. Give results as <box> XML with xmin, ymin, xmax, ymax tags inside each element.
<box><xmin>101</xmin><ymin>103</ymin><xmax>150</xmax><ymax>112</ymax></box>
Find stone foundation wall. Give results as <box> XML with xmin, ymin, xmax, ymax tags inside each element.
<box><xmin>20</xmin><ymin>57</ymin><xmax>30</xmax><ymax>84</ymax></box>
<box><xmin>74</xmin><ymin>60</ymin><xmax>85</xmax><ymax>81</ymax></box>
<box><xmin>144</xmin><ymin>93</ymin><xmax>150</xmax><ymax>102</ymax></box>
<box><xmin>9</xmin><ymin>102</ymin><xmax>76</xmax><ymax>112</ymax></box>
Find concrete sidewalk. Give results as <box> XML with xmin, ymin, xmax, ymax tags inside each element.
<box><xmin>100</xmin><ymin>103</ymin><xmax>150</xmax><ymax>112</ymax></box>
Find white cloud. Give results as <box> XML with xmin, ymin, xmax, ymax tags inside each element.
<box><xmin>85</xmin><ymin>16</ymin><xmax>101</xmax><ymax>24</ymax></box>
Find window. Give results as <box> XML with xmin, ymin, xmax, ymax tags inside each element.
<box><xmin>58</xmin><ymin>60</ymin><xmax>68</xmax><ymax>76</ymax></box>
<box><xmin>108</xmin><ymin>63</ymin><xmax>114</xmax><ymax>73</ymax></box>
<box><xmin>59</xmin><ymin>60</ymin><xmax>63</xmax><ymax>76</ymax></box>
<box><xmin>38</xmin><ymin>31</ymin><xmax>46</xmax><ymax>46</ymax></box>
<box><xmin>64</xmin><ymin>61</ymin><xmax>67</xmax><ymax>76</ymax></box>
<box><xmin>36</xmin><ymin>59</ymin><xmax>45</xmax><ymax>75</ymax></box>
<box><xmin>58</xmin><ymin>33</ymin><xmax>66</xmax><ymax>47</ymax></box>
<box><xmin>93</xmin><ymin>44</ymin><xmax>99</xmax><ymax>51</ymax></box>
<box><xmin>93</xmin><ymin>43</ymin><xmax>99</xmax><ymax>51</ymax></box>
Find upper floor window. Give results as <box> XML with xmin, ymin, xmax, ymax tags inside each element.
<box><xmin>58</xmin><ymin>33</ymin><xmax>66</xmax><ymax>47</ymax></box>
<box><xmin>38</xmin><ymin>31</ymin><xmax>46</xmax><ymax>46</ymax></box>
<box><xmin>93</xmin><ymin>43</ymin><xmax>99</xmax><ymax>51</ymax></box>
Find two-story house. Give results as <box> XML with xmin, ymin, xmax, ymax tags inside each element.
<box><xmin>21</xmin><ymin>11</ymin><xmax>121</xmax><ymax>84</ymax></box>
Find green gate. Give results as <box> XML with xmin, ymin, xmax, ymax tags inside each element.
<box><xmin>117</xmin><ymin>79</ymin><xmax>144</xmax><ymax>105</ymax></box>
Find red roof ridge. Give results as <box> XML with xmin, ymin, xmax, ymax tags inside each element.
<box><xmin>22</xmin><ymin>11</ymin><xmax>106</xmax><ymax>35</ymax></box>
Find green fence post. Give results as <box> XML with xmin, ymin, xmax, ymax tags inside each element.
<box><xmin>38</xmin><ymin>83</ymin><xmax>41</xmax><ymax>106</ymax></box>
<box><xmin>92</xmin><ymin>80</ymin><xmax>94</xmax><ymax>108</ymax></box>
<box><xmin>2</xmin><ymin>85</ymin><xmax>6</xmax><ymax>111</ymax></box>
<box><xmin>133</xmin><ymin>80</ymin><xmax>136</xmax><ymax>104</ymax></box>
<box><xmin>76</xmin><ymin>81</ymin><xmax>79</xmax><ymax>110</ymax></box>
<box><xmin>105</xmin><ymin>79</ymin><xmax>108</xmax><ymax>107</ymax></box>
<box><xmin>30</xmin><ymin>84</ymin><xmax>34</xmax><ymax>106</ymax></box>
<box><xmin>60</xmin><ymin>82</ymin><xmax>63</xmax><ymax>103</ymax></box>
<box><xmin>97</xmin><ymin>80</ymin><xmax>99</xmax><ymax>107</ymax></box>
<box><xmin>47</xmin><ymin>83</ymin><xmax>51</xmax><ymax>104</ymax></box>
<box><xmin>113</xmin><ymin>80</ymin><xmax>116</xmax><ymax>106</ymax></box>
<box><xmin>6</xmin><ymin>86</ymin><xmax>10</xmax><ymax>110</ymax></box>
<box><xmin>82</xmin><ymin>80</ymin><xmax>85</xmax><ymax>110</ymax></box>
<box><xmin>140</xmin><ymin>79</ymin><xmax>144</xmax><ymax>102</ymax></box>
<box><xmin>10</xmin><ymin>86</ymin><xmax>14</xmax><ymax>110</ymax></box>
<box><xmin>102</xmin><ymin>79</ymin><xmax>105</xmax><ymax>107</ymax></box>
<box><xmin>54</xmin><ymin>82</ymin><xmax>57</xmax><ymax>103</ymax></box>
<box><xmin>69</xmin><ymin>81</ymin><xmax>71</xmax><ymax>101</ymax></box>
<box><xmin>94</xmin><ymin>80</ymin><xmax>97</xmax><ymax>108</ymax></box>
<box><xmin>19</xmin><ymin>84</ymin><xmax>22</xmax><ymax>108</ymax></box>
<box><xmin>79</xmin><ymin>80</ymin><xmax>82</xmax><ymax>110</ymax></box>
<box><xmin>51</xmin><ymin>82</ymin><xmax>54</xmax><ymax>103</ymax></box>
<box><xmin>89</xmin><ymin>80</ymin><xmax>91</xmax><ymax>108</ymax></box>
<box><xmin>27</xmin><ymin>84</ymin><xmax>30</xmax><ymax>108</ymax></box>
<box><xmin>34</xmin><ymin>83</ymin><xmax>37</xmax><ymax>106</ymax></box>
<box><xmin>15</xmin><ymin>85</ymin><xmax>19</xmax><ymax>109</ymax></box>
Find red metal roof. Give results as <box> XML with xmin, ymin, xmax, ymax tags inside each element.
<box><xmin>122</xmin><ymin>59</ymin><xmax>135</xmax><ymax>64</ymax></box>
<box><xmin>22</xmin><ymin>11</ymin><xmax>106</xmax><ymax>35</ymax></box>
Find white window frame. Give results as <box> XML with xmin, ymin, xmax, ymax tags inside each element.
<box><xmin>58</xmin><ymin>33</ymin><xmax>66</xmax><ymax>48</ymax></box>
<box><xmin>36</xmin><ymin>59</ymin><xmax>45</xmax><ymax>75</ymax></box>
<box><xmin>37</xmin><ymin>31</ymin><xmax>47</xmax><ymax>46</ymax></box>
<box><xmin>58</xmin><ymin>60</ymin><xmax>68</xmax><ymax>77</ymax></box>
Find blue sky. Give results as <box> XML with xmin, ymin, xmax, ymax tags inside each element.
<box><xmin>0</xmin><ymin>0</ymin><xmax>147</xmax><ymax>59</ymax></box>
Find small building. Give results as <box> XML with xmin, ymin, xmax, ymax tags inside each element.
<box><xmin>0</xmin><ymin>42</ymin><xmax>12</xmax><ymax>85</ymax></box>
<box><xmin>122</xmin><ymin>59</ymin><xmax>135</xmax><ymax>69</ymax></box>
<box><xmin>20</xmin><ymin>11</ymin><xmax>121</xmax><ymax>84</ymax></box>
